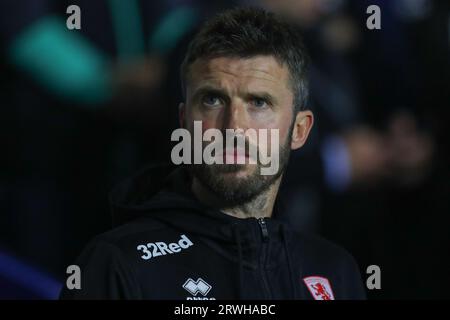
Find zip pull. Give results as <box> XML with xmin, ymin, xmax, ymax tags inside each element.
<box><xmin>258</xmin><ymin>218</ymin><xmax>269</xmax><ymax>242</ymax></box>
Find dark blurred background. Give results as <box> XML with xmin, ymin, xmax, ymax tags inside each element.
<box><xmin>0</xmin><ymin>0</ymin><xmax>448</xmax><ymax>299</ymax></box>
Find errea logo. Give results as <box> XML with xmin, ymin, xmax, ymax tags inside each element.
<box><xmin>137</xmin><ymin>234</ymin><xmax>193</xmax><ymax>260</ymax></box>
<box><xmin>183</xmin><ymin>278</ymin><xmax>215</xmax><ymax>300</ymax></box>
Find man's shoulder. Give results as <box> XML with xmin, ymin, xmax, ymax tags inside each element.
<box><xmin>61</xmin><ymin>217</ymin><xmax>173</xmax><ymax>300</ymax></box>
<box><xmin>290</xmin><ymin>230</ymin><xmax>360</xmax><ymax>272</ymax></box>
<box><xmin>86</xmin><ymin>216</ymin><xmax>180</xmax><ymax>256</ymax></box>
<box><xmin>290</xmin><ymin>230</ymin><xmax>366</xmax><ymax>299</ymax></box>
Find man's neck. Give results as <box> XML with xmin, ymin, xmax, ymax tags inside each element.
<box><xmin>191</xmin><ymin>176</ymin><xmax>282</xmax><ymax>219</ymax></box>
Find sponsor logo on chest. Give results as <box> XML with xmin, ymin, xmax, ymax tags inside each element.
<box><xmin>137</xmin><ymin>234</ymin><xmax>193</xmax><ymax>260</ymax></box>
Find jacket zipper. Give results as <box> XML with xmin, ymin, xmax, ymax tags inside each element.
<box><xmin>258</xmin><ymin>218</ymin><xmax>269</xmax><ymax>241</ymax></box>
<box><xmin>257</xmin><ymin>218</ymin><xmax>272</xmax><ymax>299</ymax></box>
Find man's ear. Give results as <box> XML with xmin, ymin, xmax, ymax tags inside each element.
<box><xmin>178</xmin><ymin>102</ymin><xmax>185</xmax><ymax>128</ymax></box>
<box><xmin>291</xmin><ymin>110</ymin><xmax>314</xmax><ymax>150</ymax></box>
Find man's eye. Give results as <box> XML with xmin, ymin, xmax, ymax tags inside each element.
<box><xmin>251</xmin><ymin>98</ymin><xmax>268</xmax><ymax>108</ymax></box>
<box><xmin>202</xmin><ymin>95</ymin><xmax>222</xmax><ymax>107</ymax></box>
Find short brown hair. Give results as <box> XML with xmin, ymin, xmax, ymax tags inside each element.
<box><xmin>180</xmin><ymin>7</ymin><xmax>310</xmax><ymax>112</ymax></box>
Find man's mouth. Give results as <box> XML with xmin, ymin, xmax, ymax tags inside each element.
<box><xmin>215</xmin><ymin>148</ymin><xmax>250</xmax><ymax>164</ymax></box>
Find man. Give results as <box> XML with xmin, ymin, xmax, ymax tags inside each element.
<box><xmin>60</xmin><ymin>7</ymin><xmax>366</xmax><ymax>300</ymax></box>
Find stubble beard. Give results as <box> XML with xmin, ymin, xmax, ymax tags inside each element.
<box><xmin>188</xmin><ymin>134</ymin><xmax>292</xmax><ymax>207</ymax></box>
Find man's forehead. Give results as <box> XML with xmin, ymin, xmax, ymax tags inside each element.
<box><xmin>188</xmin><ymin>56</ymin><xmax>291</xmax><ymax>87</ymax></box>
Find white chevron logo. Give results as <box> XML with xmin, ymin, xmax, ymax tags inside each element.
<box><xmin>182</xmin><ymin>278</ymin><xmax>212</xmax><ymax>296</ymax></box>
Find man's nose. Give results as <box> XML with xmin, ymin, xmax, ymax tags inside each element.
<box><xmin>222</xmin><ymin>101</ymin><xmax>247</xmax><ymax>131</ymax></box>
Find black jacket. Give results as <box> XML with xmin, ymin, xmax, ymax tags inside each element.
<box><xmin>60</xmin><ymin>164</ymin><xmax>366</xmax><ymax>300</ymax></box>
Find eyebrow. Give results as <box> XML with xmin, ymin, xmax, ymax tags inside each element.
<box><xmin>191</xmin><ymin>85</ymin><xmax>279</xmax><ymax>105</ymax></box>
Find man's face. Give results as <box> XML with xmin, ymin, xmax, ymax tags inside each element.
<box><xmin>180</xmin><ymin>55</ymin><xmax>305</xmax><ymax>205</ymax></box>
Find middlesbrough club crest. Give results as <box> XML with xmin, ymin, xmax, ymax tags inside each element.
<box><xmin>303</xmin><ymin>276</ymin><xmax>335</xmax><ymax>300</ymax></box>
